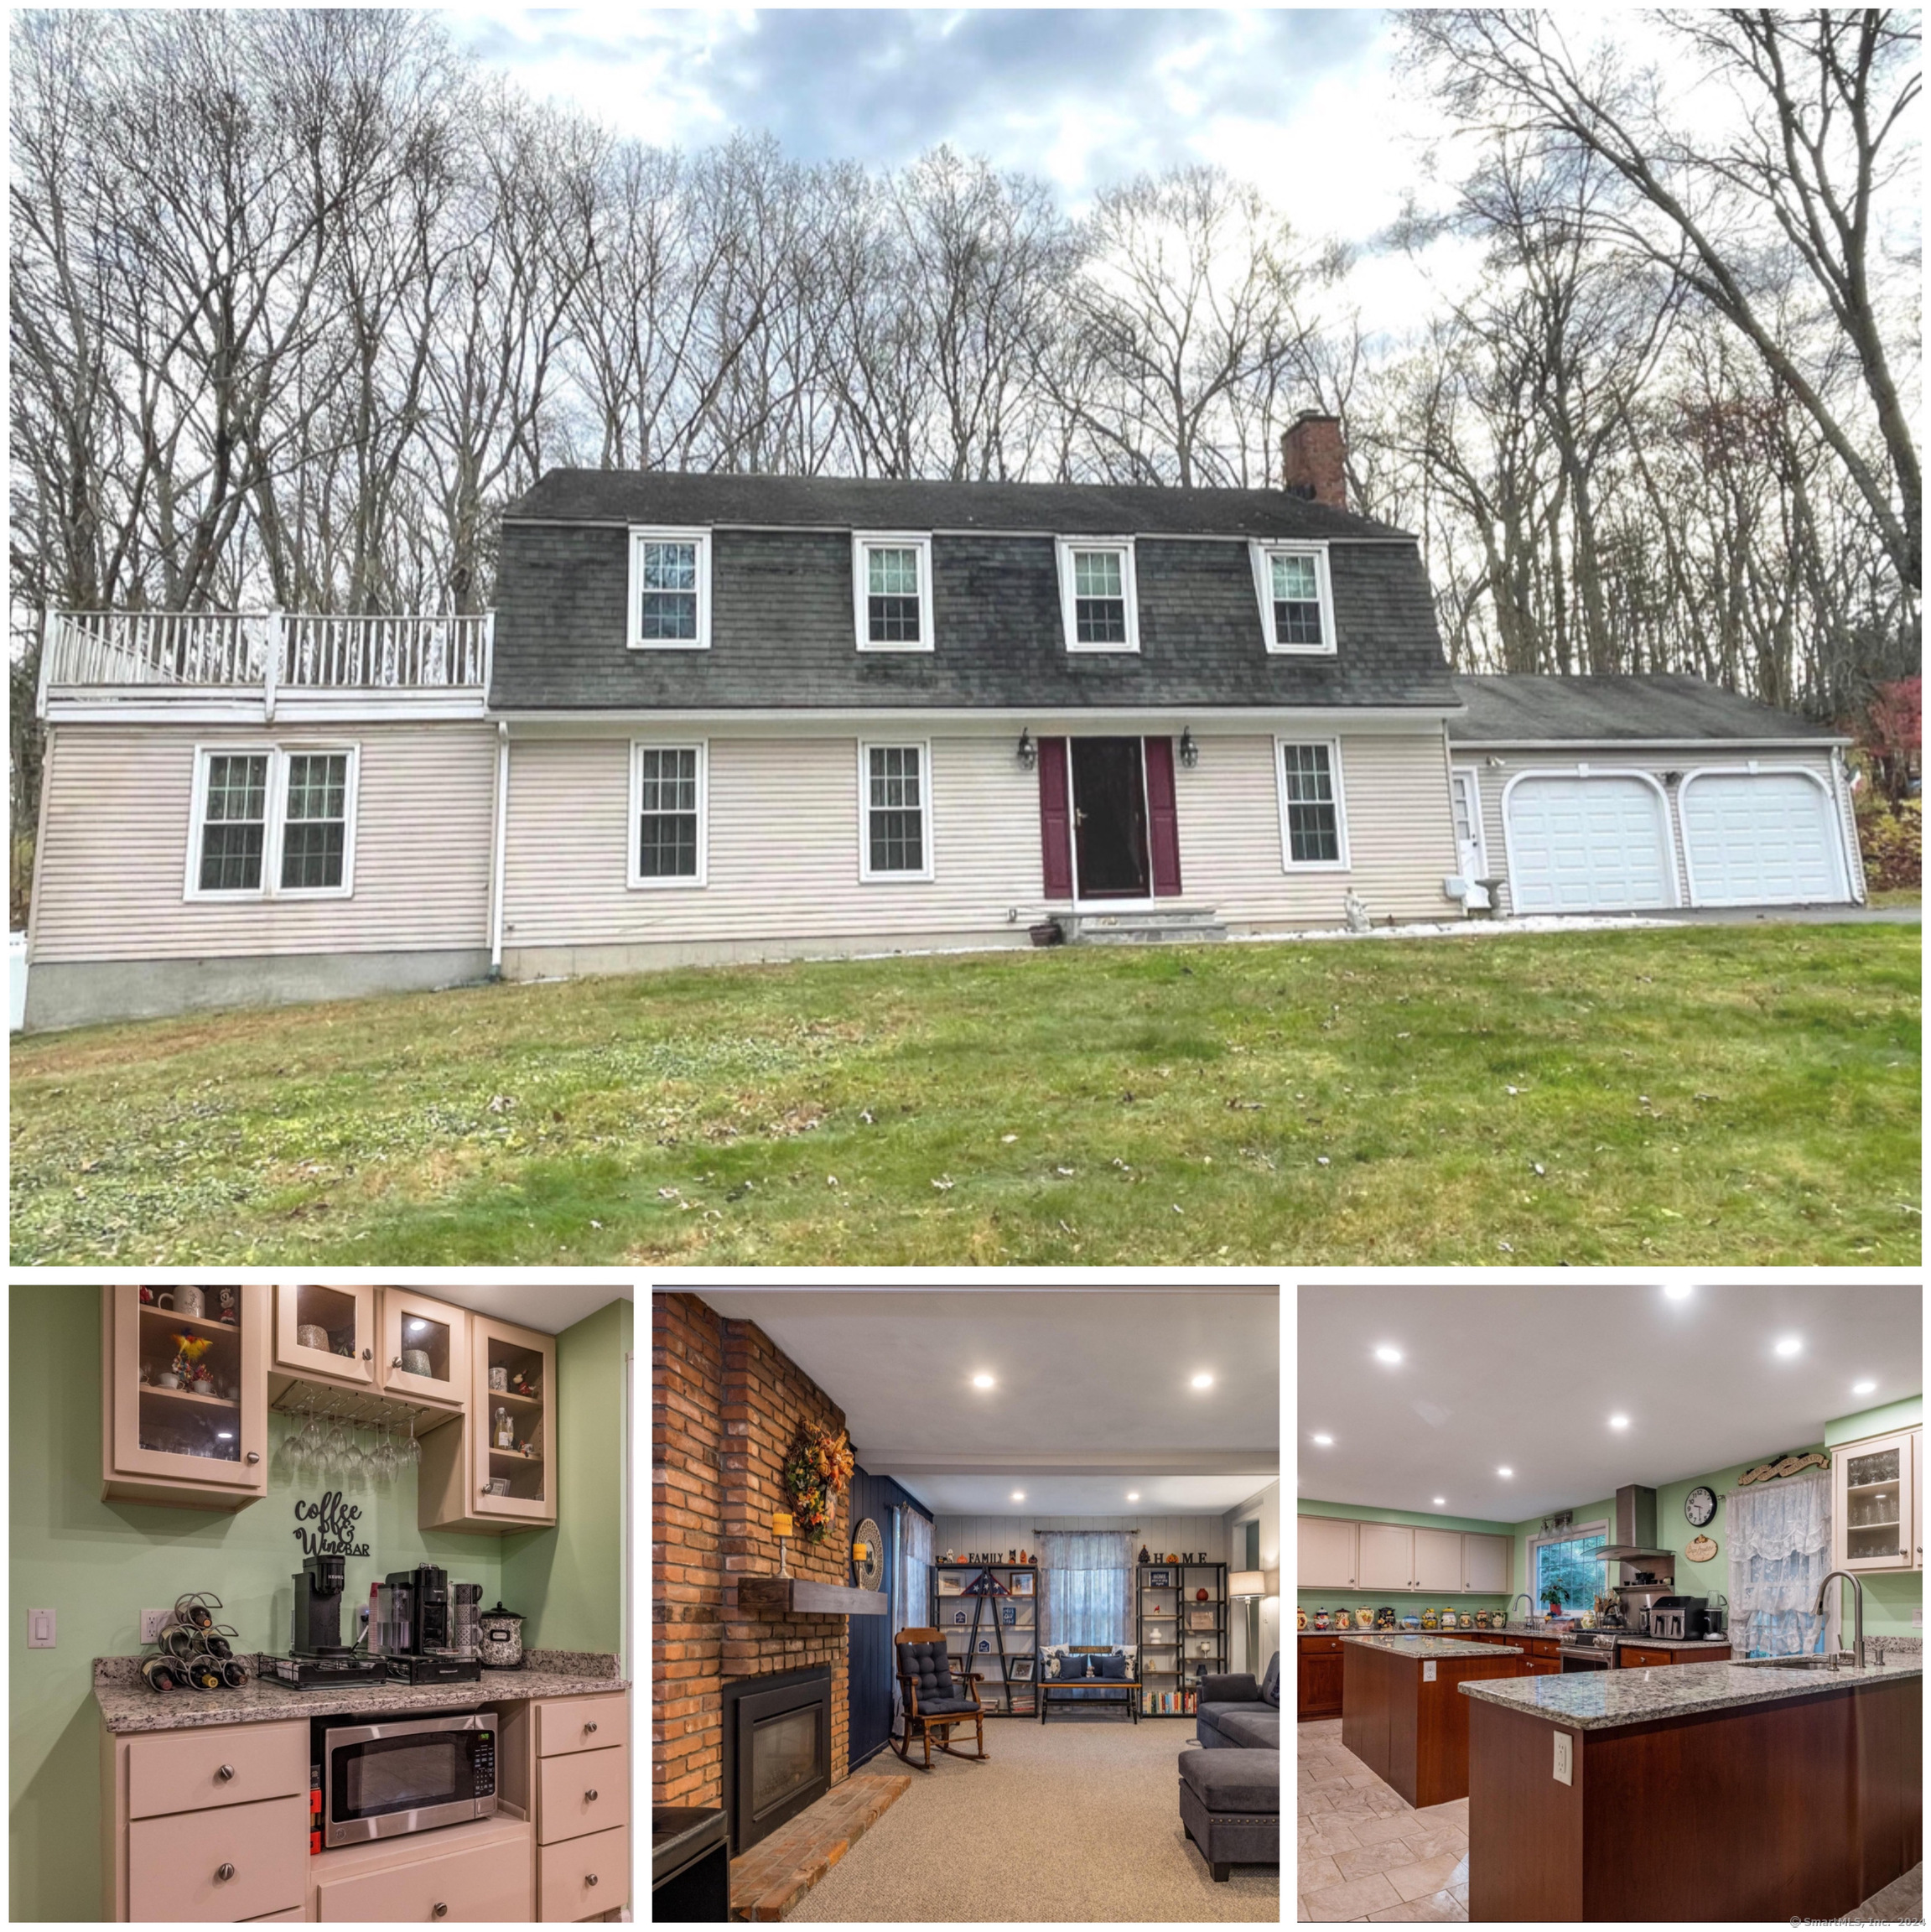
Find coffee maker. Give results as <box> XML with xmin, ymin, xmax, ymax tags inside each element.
<box><xmin>273</xmin><ymin>1553</ymin><xmax>383</xmax><ymax>1689</ymax></box>
<box><xmin>373</xmin><ymin>1564</ymin><xmax>481</xmax><ymax>1684</ymax></box>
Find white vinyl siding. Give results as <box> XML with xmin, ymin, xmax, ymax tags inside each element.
<box><xmin>30</xmin><ymin>723</ymin><xmax>495</xmax><ymax>962</ymax></box>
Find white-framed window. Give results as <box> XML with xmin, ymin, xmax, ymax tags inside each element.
<box><xmin>1274</xmin><ymin>738</ymin><xmax>1350</xmax><ymax>870</ymax></box>
<box><xmin>852</xmin><ymin>532</ymin><xmax>935</xmax><ymax>652</ymax></box>
<box><xmin>628</xmin><ymin>526</ymin><xmax>712</xmax><ymax>650</ymax></box>
<box><xmin>185</xmin><ymin>743</ymin><xmax>359</xmax><ymax>901</ymax></box>
<box><xmin>1056</xmin><ymin>537</ymin><xmax>1140</xmax><ymax>653</ymax></box>
<box><xmin>858</xmin><ymin>740</ymin><xmax>933</xmax><ymax>881</ymax></box>
<box><xmin>1526</xmin><ymin>1520</ymin><xmax>1609</xmax><ymax>1614</ymax></box>
<box><xmin>629</xmin><ymin>741</ymin><xmax>708</xmax><ymax>888</ymax></box>
<box><xmin>1250</xmin><ymin>541</ymin><xmax>1337</xmax><ymax>654</ymax></box>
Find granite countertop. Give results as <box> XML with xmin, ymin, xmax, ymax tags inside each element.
<box><xmin>1460</xmin><ymin>1659</ymin><xmax>1924</xmax><ymax>1732</ymax></box>
<box><xmin>1337</xmin><ymin>1633</ymin><xmax>1524</xmax><ymax>1659</ymax></box>
<box><xmin>95</xmin><ymin>1649</ymin><xmax>626</xmax><ymax>1735</ymax></box>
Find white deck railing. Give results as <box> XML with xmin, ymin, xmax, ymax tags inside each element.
<box><xmin>42</xmin><ymin>610</ymin><xmax>491</xmax><ymax>699</ymax></box>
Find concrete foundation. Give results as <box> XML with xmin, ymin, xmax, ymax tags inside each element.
<box><xmin>21</xmin><ymin>948</ymin><xmax>493</xmax><ymax>1032</ymax></box>
<box><xmin>498</xmin><ymin>930</ymin><xmax>1038</xmax><ymax>981</ymax></box>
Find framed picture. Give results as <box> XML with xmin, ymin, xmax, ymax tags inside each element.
<box><xmin>937</xmin><ymin>1575</ymin><xmax>963</xmax><ymax>1597</ymax></box>
<box><xmin>1001</xmin><ymin>1603</ymin><xmax>1016</xmax><ymax>1624</ymax></box>
<box><xmin>952</xmin><ymin>1607</ymin><xmax>968</xmax><ymax>1624</ymax></box>
<box><xmin>1010</xmin><ymin>1570</ymin><xmax>1035</xmax><ymax>1596</ymax></box>
<box><xmin>1009</xmin><ymin>1654</ymin><xmax>1036</xmax><ymax>1681</ymax></box>
<box><xmin>1186</xmin><ymin>1608</ymin><xmax>1216</xmax><ymax>1630</ymax></box>
<box><xmin>1147</xmin><ymin>1567</ymin><xmax>1171</xmax><ymax>1589</ymax></box>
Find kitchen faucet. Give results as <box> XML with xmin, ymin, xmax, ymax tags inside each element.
<box><xmin>1511</xmin><ymin>1592</ymin><xmax>1534</xmax><ymax>1628</ymax></box>
<box><xmin>1812</xmin><ymin>1570</ymin><xmax>1866</xmax><ymax>1670</ymax></box>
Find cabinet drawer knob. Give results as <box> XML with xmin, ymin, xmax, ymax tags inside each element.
<box><xmin>216</xmin><ymin>1763</ymin><xmax>235</xmax><ymax>1781</ymax></box>
<box><xmin>362</xmin><ymin>1348</ymin><xmax>373</xmax><ymax>1361</ymax></box>
<box><xmin>434</xmin><ymin>1904</ymin><xmax>448</xmax><ymax>1919</ymax></box>
<box><xmin>584</xmin><ymin>1721</ymin><xmax>597</xmax><ymax>1734</ymax></box>
<box><xmin>585</xmin><ymin>1874</ymin><xmax>600</xmax><ymax>1888</ymax></box>
<box><xmin>585</xmin><ymin>1788</ymin><xmax>598</xmax><ymax>1801</ymax></box>
<box><xmin>246</xmin><ymin>1452</ymin><xmax>261</xmax><ymax>1465</ymax></box>
<box><xmin>215</xmin><ymin>1864</ymin><xmax>236</xmax><ymax>1882</ymax></box>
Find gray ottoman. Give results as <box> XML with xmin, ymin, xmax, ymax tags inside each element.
<box><xmin>1177</xmin><ymin>1746</ymin><xmax>1279</xmax><ymax>1882</ymax></box>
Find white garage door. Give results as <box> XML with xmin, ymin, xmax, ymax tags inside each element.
<box><xmin>1505</xmin><ymin>774</ymin><xmax>1674</xmax><ymax>913</ymax></box>
<box><xmin>1681</xmin><ymin>770</ymin><xmax>1845</xmax><ymax>907</ymax></box>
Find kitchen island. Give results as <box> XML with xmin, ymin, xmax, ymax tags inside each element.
<box><xmin>1339</xmin><ymin>1633</ymin><xmax>1525</xmax><ymax>1809</ymax></box>
<box><xmin>1461</xmin><ymin>1659</ymin><xmax>1923</xmax><ymax>1921</ymax></box>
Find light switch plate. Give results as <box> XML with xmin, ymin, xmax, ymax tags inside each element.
<box><xmin>27</xmin><ymin>1608</ymin><xmax>55</xmax><ymax>1649</ymax></box>
<box><xmin>1553</xmin><ymin>1732</ymin><xmax>1573</xmax><ymax>1785</ymax></box>
<box><xmin>140</xmin><ymin>1608</ymin><xmax>171</xmax><ymax>1644</ymax></box>
<box><xmin>1423</xmin><ymin>1660</ymin><xmax>1436</xmax><ymax>1681</ymax></box>
<box><xmin>1914</xmin><ymin>1607</ymin><xmax>1922</xmax><ymax>1628</ymax></box>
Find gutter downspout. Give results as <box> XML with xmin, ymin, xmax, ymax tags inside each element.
<box><xmin>489</xmin><ymin>721</ymin><xmax>509</xmax><ymax>979</ymax></box>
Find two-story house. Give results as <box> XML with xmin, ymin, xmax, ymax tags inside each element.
<box><xmin>21</xmin><ymin>418</ymin><xmax>1862</xmax><ymax>1031</ymax></box>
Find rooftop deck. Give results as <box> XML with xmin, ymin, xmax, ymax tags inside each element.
<box><xmin>39</xmin><ymin>610</ymin><xmax>491</xmax><ymax>718</ymax></box>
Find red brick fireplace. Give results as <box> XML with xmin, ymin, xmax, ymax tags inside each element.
<box><xmin>653</xmin><ymin>1291</ymin><xmax>853</xmax><ymax>1815</ymax></box>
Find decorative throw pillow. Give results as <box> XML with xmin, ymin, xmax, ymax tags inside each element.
<box><xmin>1055</xmin><ymin>1651</ymin><xmax>1089</xmax><ymax>1680</ymax></box>
<box><xmin>1093</xmin><ymin>1651</ymin><xmax>1130</xmax><ymax>1680</ymax></box>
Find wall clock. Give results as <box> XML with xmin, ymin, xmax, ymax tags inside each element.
<box><xmin>1684</xmin><ymin>1486</ymin><xmax>1717</xmax><ymax>1529</ymax></box>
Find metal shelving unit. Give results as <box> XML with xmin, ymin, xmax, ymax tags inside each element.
<box><xmin>931</xmin><ymin>1563</ymin><xmax>1038</xmax><ymax>1715</ymax></box>
<box><xmin>1137</xmin><ymin>1560</ymin><xmax>1227</xmax><ymax>1716</ymax></box>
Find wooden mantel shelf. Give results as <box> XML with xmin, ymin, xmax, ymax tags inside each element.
<box><xmin>735</xmin><ymin>1575</ymin><xmax>890</xmax><ymax>1617</ymax></box>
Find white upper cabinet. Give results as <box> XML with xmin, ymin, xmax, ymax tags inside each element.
<box><xmin>1832</xmin><ymin>1428</ymin><xmax>1919</xmax><ymax>1572</ymax></box>
<box><xmin>1299</xmin><ymin>1515</ymin><xmax>1359</xmax><ymax>1589</ymax></box>
<box><xmin>1412</xmin><ymin>1527</ymin><xmax>1464</xmax><ymax>1593</ymax></box>
<box><xmin>1356</xmin><ymin>1523</ymin><xmax>1415</xmax><ymax>1591</ymax></box>
<box><xmin>1461</xmin><ymin>1532</ymin><xmax>1513</xmax><ymax>1594</ymax></box>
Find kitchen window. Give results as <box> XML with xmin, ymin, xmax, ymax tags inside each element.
<box><xmin>187</xmin><ymin>744</ymin><xmax>359</xmax><ymax>901</ymax></box>
<box><xmin>1056</xmin><ymin>538</ymin><xmax>1140</xmax><ymax>653</ymax></box>
<box><xmin>1251</xmin><ymin>541</ymin><xmax>1336</xmax><ymax>653</ymax></box>
<box><xmin>630</xmin><ymin>742</ymin><xmax>707</xmax><ymax>887</ymax></box>
<box><xmin>629</xmin><ymin>526</ymin><xmax>712</xmax><ymax>649</ymax></box>
<box><xmin>1530</xmin><ymin>1528</ymin><xmax>1608</xmax><ymax>1612</ymax></box>
<box><xmin>859</xmin><ymin>741</ymin><xmax>932</xmax><ymax>881</ymax></box>
<box><xmin>1274</xmin><ymin>739</ymin><xmax>1350</xmax><ymax>870</ymax></box>
<box><xmin>853</xmin><ymin>532</ymin><xmax>934</xmax><ymax>652</ymax></box>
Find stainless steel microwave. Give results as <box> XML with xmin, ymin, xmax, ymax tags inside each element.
<box><xmin>315</xmin><ymin>1710</ymin><xmax>497</xmax><ymax>1847</ymax></box>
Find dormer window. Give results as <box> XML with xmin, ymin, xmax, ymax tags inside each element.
<box><xmin>1056</xmin><ymin>537</ymin><xmax>1140</xmax><ymax>653</ymax></box>
<box><xmin>629</xmin><ymin>527</ymin><xmax>711</xmax><ymax>650</ymax></box>
<box><xmin>1251</xmin><ymin>541</ymin><xmax>1336</xmax><ymax>654</ymax></box>
<box><xmin>853</xmin><ymin>533</ymin><xmax>934</xmax><ymax>652</ymax></box>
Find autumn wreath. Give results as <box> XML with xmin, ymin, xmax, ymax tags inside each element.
<box><xmin>781</xmin><ymin>1420</ymin><xmax>854</xmax><ymax>1542</ymax></box>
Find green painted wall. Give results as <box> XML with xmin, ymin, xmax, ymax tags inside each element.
<box><xmin>1826</xmin><ymin>1395</ymin><xmax>1923</xmax><ymax>1446</ymax></box>
<box><xmin>1296</xmin><ymin>1497</ymin><xmax>1517</xmax><ymax>1622</ymax></box>
<box><xmin>503</xmin><ymin>1297</ymin><xmax>631</xmax><ymax>1663</ymax></box>
<box><xmin>8</xmin><ymin>1290</ymin><xmax>630</xmax><ymax>1923</ymax></box>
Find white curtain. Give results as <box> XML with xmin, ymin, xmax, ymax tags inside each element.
<box><xmin>1727</xmin><ymin>1473</ymin><xmax>1831</xmax><ymax>1658</ymax></box>
<box><xmin>1038</xmin><ymin>1530</ymin><xmax>1134</xmax><ymax>1646</ymax></box>
<box><xmin>890</xmin><ymin>1504</ymin><xmax>933</xmax><ymax>1737</ymax></box>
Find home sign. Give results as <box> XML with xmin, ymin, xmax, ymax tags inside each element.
<box><xmin>293</xmin><ymin>1491</ymin><xmax>371</xmax><ymax>1559</ymax></box>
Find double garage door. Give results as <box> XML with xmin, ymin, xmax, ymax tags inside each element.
<box><xmin>1504</xmin><ymin>769</ymin><xmax>1848</xmax><ymax>913</ymax></box>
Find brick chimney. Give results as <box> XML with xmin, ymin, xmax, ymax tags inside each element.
<box><xmin>1281</xmin><ymin>412</ymin><xmax>1347</xmax><ymax>510</ymax></box>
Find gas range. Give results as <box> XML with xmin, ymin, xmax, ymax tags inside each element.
<box><xmin>1558</xmin><ymin>1629</ymin><xmax>1623</xmax><ymax>1671</ymax></box>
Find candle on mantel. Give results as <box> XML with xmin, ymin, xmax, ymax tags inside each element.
<box><xmin>853</xmin><ymin>1542</ymin><xmax>869</xmax><ymax>1564</ymax></box>
<box><xmin>771</xmin><ymin>1511</ymin><xmax>794</xmax><ymax>1538</ymax></box>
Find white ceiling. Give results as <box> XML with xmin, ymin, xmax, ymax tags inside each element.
<box><xmin>396</xmin><ymin>1285</ymin><xmax>632</xmax><ymax>1334</ymax></box>
<box><xmin>688</xmin><ymin>1286</ymin><xmax>1279</xmax><ymax>1515</ymax></box>
<box><xmin>1299</xmin><ymin>1283</ymin><xmax>1925</xmax><ymax>1521</ymax></box>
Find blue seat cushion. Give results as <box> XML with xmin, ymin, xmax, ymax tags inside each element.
<box><xmin>896</xmin><ymin>1640</ymin><xmax>958</xmax><ymax>1706</ymax></box>
<box><xmin>912</xmin><ymin>1695</ymin><xmax>978</xmax><ymax>1716</ymax></box>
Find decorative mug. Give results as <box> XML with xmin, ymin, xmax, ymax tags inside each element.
<box><xmin>154</xmin><ymin>1371</ymin><xmax>182</xmax><ymax>1389</ymax></box>
<box><xmin>175</xmin><ymin>1285</ymin><xmax>205</xmax><ymax>1320</ymax></box>
<box><xmin>490</xmin><ymin>1366</ymin><xmax>509</xmax><ymax>1392</ymax></box>
<box><xmin>400</xmin><ymin>1348</ymin><xmax>433</xmax><ymax>1378</ymax></box>
<box><xmin>297</xmin><ymin>1323</ymin><xmax>330</xmax><ymax>1352</ymax></box>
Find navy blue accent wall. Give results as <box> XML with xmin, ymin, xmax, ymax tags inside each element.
<box><xmin>847</xmin><ymin>1467</ymin><xmax>933</xmax><ymax>1770</ymax></box>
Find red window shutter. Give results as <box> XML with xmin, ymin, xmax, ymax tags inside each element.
<box><xmin>1038</xmin><ymin>737</ymin><xmax>1072</xmax><ymax>898</ymax></box>
<box><xmin>1145</xmin><ymin>735</ymin><xmax>1183</xmax><ymax>897</ymax></box>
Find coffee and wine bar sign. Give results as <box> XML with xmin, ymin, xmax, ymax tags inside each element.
<box><xmin>294</xmin><ymin>1492</ymin><xmax>371</xmax><ymax>1560</ymax></box>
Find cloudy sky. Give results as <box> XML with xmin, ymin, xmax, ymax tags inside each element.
<box><xmin>443</xmin><ymin>7</ymin><xmax>1471</xmax><ymax>332</ymax></box>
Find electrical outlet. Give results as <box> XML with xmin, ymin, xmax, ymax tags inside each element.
<box><xmin>140</xmin><ymin>1608</ymin><xmax>172</xmax><ymax>1644</ymax></box>
<box><xmin>1914</xmin><ymin>1607</ymin><xmax>1922</xmax><ymax>1628</ymax></box>
<box><xmin>1553</xmin><ymin>1732</ymin><xmax>1573</xmax><ymax>1785</ymax></box>
<box><xmin>27</xmin><ymin>1608</ymin><xmax>56</xmax><ymax>1649</ymax></box>
<box><xmin>1422</xmin><ymin>1660</ymin><xmax>1436</xmax><ymax>1682</ymax></box>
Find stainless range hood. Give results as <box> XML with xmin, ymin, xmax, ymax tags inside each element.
<box><xmin>1595</xmin><ymin>1484</ymin><xmax>1678</xmax><ymax>1566</ymax></box>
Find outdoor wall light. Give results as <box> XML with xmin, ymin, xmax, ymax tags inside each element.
<box><xmin>1179</xmin><ymin>727</ymin><xmax>1199</xmax><ymax>768</ymax></box>
<box><xmin>1017</xmin><ymin>728</ymin><xmax>1036</xmax><ymax>770</ymax></box>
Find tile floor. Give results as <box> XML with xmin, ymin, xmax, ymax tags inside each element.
<box><xmin>1296</xmin><ymin>1718</ymin><xmax>1468</xmax><ymax>1922</ymax></box>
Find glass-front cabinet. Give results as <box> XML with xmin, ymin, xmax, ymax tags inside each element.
<box><xmin>419</xmin><ymin>1314</ymin><xmax>557</xmax><ymax>1532</ymax></box>
<box><xmin>1831</xmin><ymin>1429</ymin><xmax>1921</xmax><ymax>1571</ymax></box>
<box><xmin>102</xmin><ymin>1285</ymin><xmax>270</xmax><ymax>1508</ymax></box>
<box><xmin>272</xmin><ymin>1283</ymin><xmax>376</xmax><ymax>1390</ymax></box>
<box><xmin>376</xmin><ymin>1288</ymin><xmax>468</xmax><ymax>1418</ymax></box>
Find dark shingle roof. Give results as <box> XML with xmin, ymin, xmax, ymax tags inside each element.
<box><xmin>1447</xmin><ymin>673</ymin><xmax>1843</xmax><ymax>744</ymax></box>
<box><xmin>505</xmin><ymin>468</ymin><xmax>1411</xmax><ymax>542</ymax></box>
<box><xmin>491</xmin><ymin>470</ymin><xmax>1456</xmax><ymax>714</ymax></box>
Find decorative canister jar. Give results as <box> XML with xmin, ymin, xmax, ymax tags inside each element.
<box><xmin>477</xmin><ymin>1602</ymin><xmax>525</xmax><ymax>1669</ymax></box>
<box><xmin>1313</xmin><ymin>1607</ymin><xmax>1331</xmax><ymax>1631</ymax></box>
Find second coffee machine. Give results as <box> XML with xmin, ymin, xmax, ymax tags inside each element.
<box><xmin>370</xmin><ymin>1564</ymin><xmax>482</xmax><ymax>1684</ymax></box>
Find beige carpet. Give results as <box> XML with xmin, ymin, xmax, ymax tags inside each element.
<box><xmin>785</xmin><ymin>1715</ymin><xmax>1278</xmax><ymax>1922</ymax></box>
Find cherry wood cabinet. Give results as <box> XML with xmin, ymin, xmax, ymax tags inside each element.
<box><xmin>1620</xmin><ymin>1644</ymin><xmax>1731</xmax><ymax>1669</ymax></box>
<box><xmin>1341</xmin><ymin>1639</ymin><xmax>1529</xmax><ymax>1808</ymax></box>
<box><xmin>1298</xmin><ymin>1635</ymin><xmax>1346</xmax><ymax>1721</ymax></box>
<box><xmin>102</xmin><ymin>1285</ymin><xmax>271</xmax><ymax>1509</ymax></box>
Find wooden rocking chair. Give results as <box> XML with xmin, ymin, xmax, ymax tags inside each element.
<box><xmin>890</xmin><ymin>1627</ymin><xmax>989</xmax><ymax>1770</ymax></box>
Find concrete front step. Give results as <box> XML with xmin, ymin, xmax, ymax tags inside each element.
<box><xmin>1063</xmin><ymin>908</ymin><xmax>1228</xmax><ymax>945</ymax></box>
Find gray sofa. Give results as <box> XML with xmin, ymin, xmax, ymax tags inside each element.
<box><xmin>1179</xmin><ymin>1654</ymin><xmax>1279</xmax><ymax>1881</ymax></box>
<box><xmin>1195</xmin><ymin>1654</ymin><xmax>1281</xmax><ymax>1749</ymax></box>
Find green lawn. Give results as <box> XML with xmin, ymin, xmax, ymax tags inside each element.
<box><xmin>9</xmin><ymin>925</ymin><xmax>1920</xmax><ymax>1265</ymax></box>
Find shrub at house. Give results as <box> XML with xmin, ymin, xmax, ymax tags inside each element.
<box><xmin>1856</xmin><ymin>792</ymin><xmax>1922</xmax><ymax>891</ymax></box>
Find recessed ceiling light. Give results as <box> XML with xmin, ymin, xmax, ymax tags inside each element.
<box><xmin>1311</xmin><ymin>1434</ymin><xmax>1333</xmax><ymax>1446</ymax></box>
<box><xmin>1498</xmin><ymin>1467</ymin><xmax>1514</xmax><ymax>1478</ymax></box>
<box><xmin>1774</xmin><ymin>1336</ymin><xmax>1802</xmax><ymax>1358</ymax></box>
<box><xmin>1609</xmin><ymin>1415</ymin><xmax>1630</xmax><ymax>1429</ymax></box>
<box><xmin>1664</xmin><ymin>1285</ymin><xmax>1693</xmax><ymax>1301</ymax></box>
<box><xmin>1373</xmin><ymin>1345</ymin><xmax>1403</xmax><ymax>1365</ymax></box>
<box><xmin>1853</xmin><ymin>1380</ymin><xmax>1876</xmax><ymax>1395</ymax></box>
<box><xmin>1433</xmin><ymin>1497</ymin><xmax>1446</xmax><ymax>1507</ymax></box>
<box><xmin>1126</xmin><ymin>1492</ymin><xmax>1139</xmax><ymax>1501</ymax></box>
<box><xmin>1191</xmin><ymin>1373</ymin><xmax>1214</xmax><ymax>1389</ymax></box>
<box><xmin>1010</xmin><ymin>1491</ymin><xmax>1025</xmax><ymax>1501</ymax></box>
<box><xmin>971</xmin><ymin>1374</ymin><xmax>995</xmax><ymax>1389</ymax></box>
